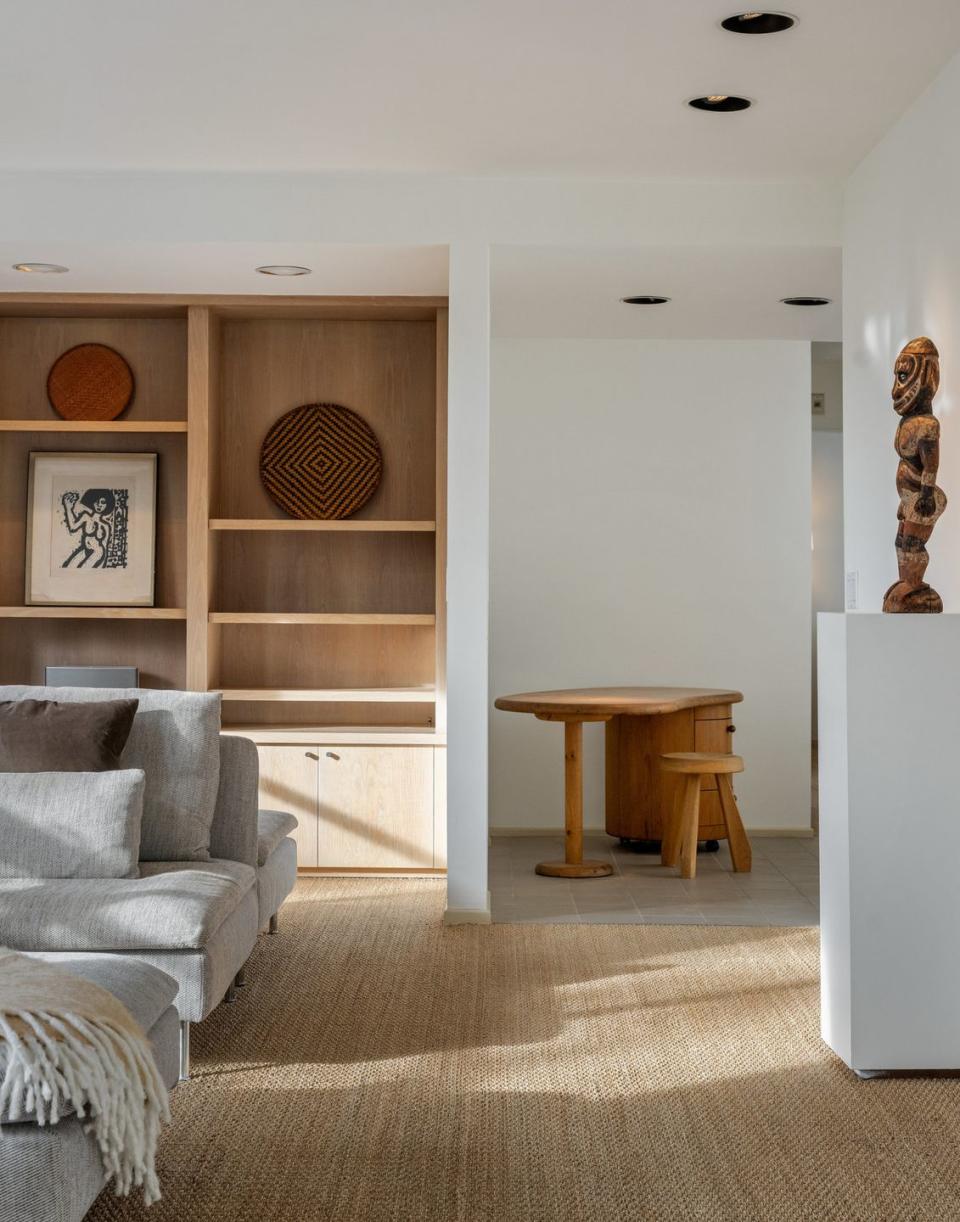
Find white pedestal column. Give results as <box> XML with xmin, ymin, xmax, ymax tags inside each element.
<box><xmin>818</xmin><ymin>612</ymin><xmax>960</xmax><ymax>1073</ymax></box>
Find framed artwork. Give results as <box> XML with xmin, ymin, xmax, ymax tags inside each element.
<box><xmin>26</xmin><ymin>452</ymin><xmax>158</xmax><ymax>606</ymax></box>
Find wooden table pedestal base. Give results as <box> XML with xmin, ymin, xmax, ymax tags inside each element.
<box><xmin>535</xmin><ymin>719</ymin><xmax>614</xmax><ymax>880</ymax></box>
<box><xmin>535</xmin><ymin>859</ymin><xmax>614</xmax><ymax>879</ymax></box>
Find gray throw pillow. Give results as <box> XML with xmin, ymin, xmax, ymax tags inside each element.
<box><xmin>0</xmin><ymin>697</ymin><xmax>138</xmax><ymax>771</ymax></box>
<box><xmin>0</xmin><ymin>770</ymin><xmax>145</xmax><ymax>879</ymax></box>
<box><xmin>0</xmin><ymin>687</ymin><xmax>222</xmax><ymax>862</ymax></box>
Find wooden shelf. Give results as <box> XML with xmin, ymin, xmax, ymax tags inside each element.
<box><xmin>216</xmin><ymin>687</ymin><xmax>436</xmax><ymax>703</ymax></box>
<box><xmin>222</xmin><ymin>724</ymin><xmax>445</xmax><ymax>746</ymax></box>
<box><xmin>0</xmin><ymin>606</ymin><xmax>186</xmax><ymax>620</ymax></box>
<box><xmin>210</xmin><ymin>612</ymin><xmax>436</xmax><ymax>626</ymax></box>
<box><xmin>0</xmin><ymin>419</ymin><xmax>187</xmax><ymax>433</ymax></box>
<box><xmin>210</xmin><ymin>518</ymin><xmax>435</xmax><ymax>532</ymax></box>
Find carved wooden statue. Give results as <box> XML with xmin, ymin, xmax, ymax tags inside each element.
<box><xmin>883</xmin><ymin>336</ymin><xmax>947</xmax><ymax>613</ymax></box>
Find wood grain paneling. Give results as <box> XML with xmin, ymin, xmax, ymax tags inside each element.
<box><xmin>0</xmin><ymin>317</ymin><xmax>186</xmax><ymax>421</ymax></box>
<box><xmin>217</xmin><ymin>319</ymin><xmax>436</xmax><ymax>521</ymax></box>
<box><xmin>216</xmin><ymin>623</ymin><xmax>436</xmax><ymax>689</ymax></box>
<box><xmin>186</xmin><ymin>306</ymin><xmax>220</xmax><ymax>688</ymax></box>
<box><xmin>215</xmin><ymin>532</ymin><xmax>435</xmax><ymax>614</ymax></box>
<box><xmin>0</xmin><ymin>619</ymin><xmax>185</xmax><ymax>688</ymax></box>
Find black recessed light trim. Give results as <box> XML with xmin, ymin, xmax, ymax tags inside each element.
<box><xmin>621</xmin><ymin>295</ymin><xmax>671</xmax><ymax>305</ymax></box>
<box><xmin>721</xmin><ymin>11</ymin><xmax>796</xmax><ymax>34</ymax></box>
<box><xmin>688</xmin><ymin>95</ymin><xmax>752</xmax><ymax>113</ymax></box>
<box><xmin>780</xmin><ymin>296</ymin><xmax>832</xmax><ymax>307</ymax></box>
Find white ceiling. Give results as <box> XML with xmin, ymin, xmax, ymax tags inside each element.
<box><xmin>492</xmin><ymin>245</ymin><xmax>841</xmax><ymax>339</ymax></box>
<box><xmin>2</xmin><ymin>1</ymin><xmax>959</xmax><ymax>178</ymax></box>
<box><xmin>0</xmin><ymin>244</ymin><xmax>449</xmax><ymax>298</ymax></box>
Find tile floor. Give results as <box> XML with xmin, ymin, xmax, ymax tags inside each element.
<box><xmin>489</xmin><ymin>833</ymin><xmax>819</xmax><ymax>926</ymax></box>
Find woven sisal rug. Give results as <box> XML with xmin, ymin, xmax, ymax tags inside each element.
<box><xmin>88</xmin><ymin>878</ymin><xmax>960</xmax><ymax>1221</ymax></box>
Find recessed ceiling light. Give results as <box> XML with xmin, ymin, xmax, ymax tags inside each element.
<box><xmin>256</xmin><ymin>265</ymin><xmax>311</xmax><ymax>276</ymax></box>
<box><xmin>688</xmin><ymin>95</ymin><xmax>752</xmax><ymax>112</ymax></box>
<box><xmin>12</xmin><ymin>262</ymin><xmax>69</xmax><ymax>274</ymax></box>
<box><xmin>621</xmin><ymin>295</ymin><xmax>671</xmax><ymax>305</ymax></box>
<box><xmin>721</xmin><ymin>11</ymin><xmax>796</xmax><ymax>34</ymax></box>
<box><xmin>780</xmin><ymin>296</ymin><xmax>832</xmax><ymax>306</ymax></box>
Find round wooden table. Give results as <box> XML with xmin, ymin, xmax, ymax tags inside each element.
<box><xmin>494</xmin><ymin>687</ymin><xmax>743</xmax><ymax>878</ymax></box>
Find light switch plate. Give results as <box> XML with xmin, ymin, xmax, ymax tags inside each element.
<box><xmin>845</xmin><ymin>570</ymin><xmax>859</xmax><ymax>611</ymax></box>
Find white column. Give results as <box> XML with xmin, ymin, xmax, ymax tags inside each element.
<box><xmin>444</xmin><ymin>241</ymin><xmax>491</xmax><ymax>922</ymax></box>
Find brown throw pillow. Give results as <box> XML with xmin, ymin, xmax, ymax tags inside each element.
<box><xmin>0</xmin><ymin>698</ymin><xmax>139</xmax><ymax>772</ymax></box>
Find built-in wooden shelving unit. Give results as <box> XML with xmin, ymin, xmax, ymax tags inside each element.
<box><xmin>0</xmin><ymin>291</ymin><xmax>448</xmax><ymax>871</ymax></box>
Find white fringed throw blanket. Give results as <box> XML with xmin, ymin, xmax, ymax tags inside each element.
<box><xmin>0</xmin><ymin>949</ymin><xmax>170</xmax><ymax>1204</ymax></box>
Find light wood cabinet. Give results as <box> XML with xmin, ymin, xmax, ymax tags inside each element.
<box><xmin>243</xmin><ymin>733</ymin><xmax>444</xmax><ymax>872</ymax></box>
<box><xmin>317</xmin><ymin>746</ymin><xmax>434</xmax><ymax>869</ymax></box>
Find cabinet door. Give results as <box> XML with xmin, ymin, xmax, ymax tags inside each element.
<box><xmin>317</xmin><ymin>746</ymin><xmax>434</xmax><ymax>869</ymax></box>
<box><xmin>433</xmin><ymin>747</ymin><xmax>447</xmax><ymax>869</ymax></box>
<box><xmin>256</xmin><ymin>744</ymin><xmax>320</xmax><ymax>868</ymax></box>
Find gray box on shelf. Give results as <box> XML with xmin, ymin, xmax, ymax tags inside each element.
<box><xmin>44</xmin><ymin>665</ymin><xmax>139</xmax><ymax>688</ymax></box>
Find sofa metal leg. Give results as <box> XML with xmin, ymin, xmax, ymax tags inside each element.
<box><xmin>179</xmin><ymin>1021</ymin><xmax>191</xmax><ymax>1082</ymax></box>
<box><xmin>235</xmin><ymin>967</ymin><xmax>247</xmax><ymax>988</ymax></box>
<box><xmin>224</xmin><ymin>982</ymin><xmax>237</xmax><ymax>1004</ymax></box>
<box><xmin>268</xmin><ymin>913</ymin><xmax>279</xmax><ymax>935</ymax></box>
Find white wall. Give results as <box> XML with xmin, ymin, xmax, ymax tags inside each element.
<box><xmin>844</xmin><ymin>49</ymin><xmax>960</xmax><ymax>613</ymax></box>
<box><xmin>812</xmin><ymin>343</ymin><xmax>843</xmax><ymax>433</ymax></box>
<box><xmin>812</xmin><ymin>432</ymin><xmax>844</xmax><ymax>735</ymax></box>
<box><xmin>491</xmin><ymin>339</ymin><xmax>812</xmax><ymax>833</ymax></box>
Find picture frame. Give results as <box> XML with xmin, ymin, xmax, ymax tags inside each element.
<box><xmin>26</xmin><ymin>452</ymin><xmax>158</xmax><ymax>607</ymax></box>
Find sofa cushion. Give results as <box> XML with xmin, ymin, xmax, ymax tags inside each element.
<box><xmin>0</xmin><ymin>686</ymin><xmax>222</xmax><ymax>863</ymax></box>
<box><xmin>257</xmin><ymin>808</ymin><xmax>299</xmax><ymax>866</ymax></box>
<box><xmin>0</xmin><ymin>770</ymin><xmax>145</xmax><ymax>880</ymax></box>
<box><xmin>0</xmin><ymin>696</ymin><xmax>138</xmax><ymax>771</ymax></box>
<box><xmin>22</xmin><ymin>953</ymin><xmax>178</xmax><ymax>1039</ymax></box>
<box><xmin>0</xmin><ymin>859</ymin><xmax>256</xmax><ymax>953</ymax></box>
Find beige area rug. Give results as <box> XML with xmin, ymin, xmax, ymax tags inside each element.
<box><xmin>89</xmin><ymin>879</ymin><xmax>960</xmax><ymax>1222</ymax></box>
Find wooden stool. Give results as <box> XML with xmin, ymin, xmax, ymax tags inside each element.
<box><xmin>659</xmin><ymin>753</ymin><xmax>751</xmax><ymax>879</ymax></box>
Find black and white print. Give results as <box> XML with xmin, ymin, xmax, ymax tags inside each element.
<box><xmin>60</xmin><ymin>487</ymin><xmax>129</xmax><ymax>569</ymax></box>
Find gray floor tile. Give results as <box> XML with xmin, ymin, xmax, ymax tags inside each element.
<box><xmin>490</xmin><ymin>831</ymin><xmax>821</xmax><ymax>928</ymax></box>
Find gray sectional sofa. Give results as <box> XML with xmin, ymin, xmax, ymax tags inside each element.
<box><xmin>0</xmin><ymin>687</ymin><xmax>299</xmax><ymax>1078</ymax></box>
<box><xmin>0</xmin><ymin>686</ymin><xmax>300</xmax><ymax>1219</ymax></box>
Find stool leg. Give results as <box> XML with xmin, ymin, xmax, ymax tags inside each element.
<box><xmin>661</xmin><ymin>783</ymin><xmax>684</xmax><ymax>868</ymax></box>
<box><xmin>717</xmin><ymin>774</ymin><xmax>751</xmax><ymax>872</ymax></box>
<box><xmin>679</xmin><ymin>775</ymin><xmax>701</xmax><ymax>879</ymax></box>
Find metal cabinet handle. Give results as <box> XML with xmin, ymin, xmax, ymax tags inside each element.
<box><xmin>305</xmin><ymin>751</ymin><xmax>319</xmax><ymax>761</ymax></box>
<box><xmin>727</xmin><ymin>725</ymin><xmax>736</xmax><ymax>733</ymax></box>
<box><xmin>325</xmin><ymin>751</ymin><xmax>340</xmax><ymax>761</ymax></box>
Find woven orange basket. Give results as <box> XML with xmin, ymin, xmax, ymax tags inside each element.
<box><xmin>47</xmin><ymin>343</ymin><xmax>135</xmax><ymax>421</ymax></box>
